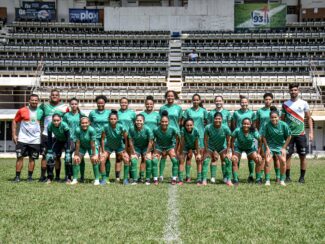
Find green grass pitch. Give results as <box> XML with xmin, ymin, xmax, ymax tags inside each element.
<box><xmin>0</xmin><ymin>158</ymin><xmax>324</xmax><ymax>243</ymax></box>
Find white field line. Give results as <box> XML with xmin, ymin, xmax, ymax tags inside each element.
<box><xmin>163</xmin><ymin>185</ymin><xmax>182</xmax><ymax>243</ymax></box>
<box><xmin>237</xmin><ymin>5</ymin><xmax>287</xmax><ymax>28</ymax></box>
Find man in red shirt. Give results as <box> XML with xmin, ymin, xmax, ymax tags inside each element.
<box><xmin>12</xmin><ymin>94</ymin><xmax>41</xmax><ymax>182</ymax></box>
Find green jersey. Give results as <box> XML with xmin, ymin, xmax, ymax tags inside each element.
<box><xmin>232</xmin><ymin>109</ymin><xmax>256</xmax><ymax>128</ymax></box>
<box><xmin>37</xmin><ymin>102</ymin><xmax>69</xmax><ymax>136</ymax></box>
<box><xmin>159</xmin><ymin>104</ymin><xmax>183</xmax><ymax>132</ymax></box>
<box><xmin>205</xmin><ymin>124</ymin><xmax>231</xmax><ymax>151</ymax></box>
<box><xmin>182</xmin><ymin>107</ymin><xmax>207</xmax><ymax>139</ymax></box>
<box><xmin>255</xmin><ymin>107</ymin><xmax>270</xmax><ymax>131</ymax></box>
<box><xmin>262</xmin><ymin>121</ymin><xmax>291</xmax><ymax>152</ymax></box>
<box><xmin>129</xmin><ymin>125</ymin><xmax>153</xmax><ymax>149</ymax></box>
<box><xmin>118</xmin><ymin>109</ymin><xmax>136</xmax><ymax>132</ymax></box>
<box><xmin>75</xmin><ymin>126</ymin><xmax>97</xmax><ymax>150</ymax></box>
<box><xmin>140</xmin><ymin>110</ymin><xmax>160</xmax><ymax>132</ymax></box>
<box><xmin>232</xmin><ymin>128</ymin><xmax>260</xmax><ymax>150</ymax></box>
<box><xmin>63</xmin><ymin>111</ymin><xmax>85</xmax><ymax>141</ymax></box>
<box><xmin>47</xmin><ymin>121</ymin><xmax>69</xmax><ymax>142</ymax></box>
<box><xmin>103</xmin><ymin>123</ymin><xmax>126</xmax><ymax>150</ymax></box>
<box><xmin>207</xmin><ymin>108</ymin><xmax>232</xmax><ymax>127</ymax></box>
<box><xmin>153</xmin><ymin>126</ymin><xmax>179</xmax><ymax>148</ymax></box>
<box><xmin>89</xmin><ymin>109</ymin><xmax>111</xmax><ymax>139</ymax></box>
<box><xmin>180</xmin><ymin>127</ymin><xmax>200</xmax><ymax>150</ymax></box>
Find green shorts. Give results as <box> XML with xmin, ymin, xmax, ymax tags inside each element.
<box><xmin>183</xmin><ymin>146</ymin><xmax>196</xmax><ymax>154</ymax></box>
<box><xmin>234</xmin><ymin>145</ymin><xmax>257</xmax><ymax>156</ymax></box>
<box><xmin>208</xmin><ymin>145</ymin><xmax>227</xmax><ymax>154</ymax></box>
<box><xmin>105</xmin><ymin>145</ymin><xmax>125</xmax><ymax>154</ymax></box>
<box><xmin>135</xmin><ymin>147</ymin><xmax>148</xmax><ymax>155</ymax></box>
<box><xmin>79</xmin><ymin>147</ymin><xmax>98</xmax><ymax>157</ymax></box>
<box><xmin>155</xmin><ymin>145</ymin><xmax>175</xmax><ymax>153</ymax></box>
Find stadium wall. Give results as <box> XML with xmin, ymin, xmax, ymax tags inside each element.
<box><xmin>104</xmin><ymin>0</ymin><xmax>234</xmax><ymax>32</ymax></box>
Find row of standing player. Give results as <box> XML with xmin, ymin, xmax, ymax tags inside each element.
<box><xmin>12</xmin><ymin>83</ymin><xmax>313</xmax><ymax>186</ymax></box>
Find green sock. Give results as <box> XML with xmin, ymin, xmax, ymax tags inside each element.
<box><xmin>123</xmin><ymin>164</ymin><xmax>130</xmax><ymax>180</ymax></box>
<box><xmin>224</xmin><ymin>158</ymin><xmax>232</xmax><ymax>180</ymax></box>
<box><xmin>130</xmin><ymin>158</ymin><xmax>138</xmax><ymax>180</ymax></box>
<box><xmin>261</xmin><ymin>169</ymin><xmax>264</xmax><ymax>178</ymax></box>
<box><xmin>152</xmin><ymin>158</ymin><xmax>159</xmax><ymax>178</ymax></box>
<box><xmin>256</xmin><ymin>172</ymin><xmax>262</xmax><ymax>181</ymax></box>
<box><xmin>80</xmin><ymin>158</ymin><xmax>85</xmax><ymax>179</ymax></box>
<box><xmin>92</xmin><ymin>164</ymin><xmax>100</xmax><ymax>180</ymax></box>
<box><xmin>140</xmin><ymin>170</ymin><xmax>145</xmax><ymax>179</ymax></box>
<box><xmin>197</xmin><ymin>172</ymin><xmax>202</xmax><ymax>182</ymax></box>
<box><xmin>210</xmin><ymin>164</ymin><xmax>217</xmax><ymax>178</ymax></box>
<box><xmin>221</xmin><ymin>163</ymin><xmax>226</xmax><ymax>179</ymax></box>
<box><xmin>146</xmin><ymin>159</ymin><xmax>152</xmax><ymax>179</ymax></box>
<box><xmin>280</xmin><ymin>174</ymin><xmax>286</xmax><ymax>181</ymax></box>
<box><xmin>275</xmin><ymin>168</ymin><xmax>280</xmax><ymax>179</ymax></box>
<box><xmin>233</xmin><ymin>171</ymin><xmax>239</xmax><ymax>182</ymax></box>
<box><xmin>179</xmin><ymin>171</ymin><xmax>184</xmax><ymax>182</ymax></box>
<box><xmin>171</xmin><ymin>157</ymin><xmax>179</xmax><ymax>178</ymax></box>
<box><xmin>105</xmin><ymin>159</ymin><xmax>111</xmax><ymax>179</ymax></box>
<box><xmin>159</xmin><ymin>158</ymin><xmax>166</xmax><ymax>177</ymax></box>
<box><xmin>72</xmin><ymin>164</ymin><xmax>80</xmax><ymax>180</ymax></box>
<box><xmin>248</xmin><ymin>160</ymin><xmax>255</xmax><ymax>177</ymax></box>
<box><xmin>186</xmin><ymin>164</ymin><xmax>191</xmax><ymax>178</ymax></box>
<box><xmin>202</xmin><ymin>158</ymin><xmax>210</xmax><ymax>181</ymax></box>
<box><xmin>265</xmin><ymin>173</ymin><xmax>271</xmax><ymax>181</ymax></box>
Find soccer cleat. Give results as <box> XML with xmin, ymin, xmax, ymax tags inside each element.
<box><xmin>93</xmin><ymin>180</ymin><xmax>100</xmax><ymax>186</ymax></box>
<box><xmin>153</xmin><ymin>180</ymin><xmax>158</xmax><ymax>186</ymax></box>
<box><xmin>131</xmin><ymin>181</ymin><xmax>138</xmax><ymax>186</ymax></box>
<box><xmin>196</xmin><ymin>181</ymin><xmax>202</xmax><ymax>186</ymax></box>
<box><xmin>70</xmin><ymin>179</ymin><xmax>78</xmax><ymax>185</ymax></box>
<box><xmin>138</xmin><ymin>177</ymin><xmax>145</xmax><ymax>183</ymax></box>
<box><xmin>54</xmin><ymin>177</ymin><xmax>61</xmax><ymax>183</ymax></box>
<box><xmin>38</xmin><ymin>176</ymin><xmax>47</xmax><ymax>182</ymax></box>
<box><xmin>285</xmin><ymin>177</ymin><xmax>292</xmax><ymax>183</ymax></box>
<box><xmin>115</xmin><ymin>178</ymin><xmax>120</xmax><ymax>184</ymax></box>
<box><xmin>280</xmin><ymin>181</ymin><xmax>286</xmax><ymax>186</ymax></box>
<box><xmin>185</xmin><ymin>177</ymin><xmax>191</xmax><ymax>183</ymax></box>
<box><xmin>226</xmin><ymin>180</ymin><xmax>233</xmax><ymax>187</ymax></box>
<box><xmin>202</xmin><ymin>180</ymin><xmax>208</xmax><ymax>186</ymax></box>
<box><xmin>13</xmin><ymin>176</ymin><xmax>20</xmax><ymax>183</ymax></box>
<box><xmin>247</xmin><ymin>176</ymin><xmax>254</xmax><ymax>183</ymax></box>
<box><xmin>100</xmin><ymin>179</ymin><xmax>107</xmax><ymax>185</ymax></box>
<box><xmin>171</xmin><ymin>179</ymin><xmax>177</xmax><ymax>185</ymax></box>
<box><xmin>256</xmin><ymin>179</ymin><xmax>263</xmax><ymax>185</ymax></box>
<box><xmin>27</xmin><ymin>177</ymin><xmax>33</xmax><ymax>182</ymax></box>
<box><xmin>210</xmin><ymin>177</ymin><xmax>216</xmax><ymax>184</ymax></box>
<box><xmin>223</xmin><ymin>178</ymin><xmax>228</xmax><ymax>184</ymax></box>
<box><xmin>45</xmin><ymin>178</ymin><xmax>52</xmax><ymax>184</ymax></box>
<box><xmin>178</xmin><ymin>181</ymin><xmax>184</xmax><ymax>186</ymax></box>
<box><xmin>159</xmin><ymin>176</ymin><xmax>164</xmax><ymax>183</ymax></box>
<box><xmin>65</xmin><ymin>179</ymin><xmax>72</xmax><ymax>184</ymax></box>
<box><xmin>265</xmin><ymin>180</ymin><xmax>271</xmax><ymax>186</ymax></box>
<box><xmin>79</xmin><ymin>177</ymin><xmax>85</xmax><ymax>183</ymax></box>
<box><xmin>298</xmin><ymin>177</ymin><xmax>305</xmax><ymax>184</ymax></box>
<box><xmin>123</xmin><ymin>179</ymin><xmax>129</xmax><ymax>185</ymax></box>
<box><xmin>145</xmin><ymin>179</ymin><xmax>151</xmax><ymax>185</ymax></box>
<box><xmin>232</xmin><ymin>179</ymin><xmax>239</xmax><ymax>186</ymax></box>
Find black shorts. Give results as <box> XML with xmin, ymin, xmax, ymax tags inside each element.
<box><xmin>52</xmin><ymin>140</ymin><xmax>67</xmax><ymax>158</ymax></box>
<box><xmin>16</xmin><ymin>142</ymin><xmax>40</xmax><ymax>159</ymax></box>
<box><xmin>41</xmin><ymin>135</ymin><xmax>48</xmax><ymax>156</ymax></box>
<box><xmin>287</xmin><ymin>135</ymin><xmax>308</xmax><ymax>157</ymax></box>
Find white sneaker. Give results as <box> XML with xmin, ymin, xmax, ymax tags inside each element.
<box><xmin>131</xmin><ymin>181</ymin><xmax>138</xmax><ymax>186</ymax></box>
<box><xmin>223</xmin><ymin>177</ymin><xmax>228</xmax><ymax>184</ymax></box>
<box><xmin>70</xmin><ymin>179</ymin><xmax>78</xmax><ymax>185</ymax></box>
<box><xmin>210</xmin><ymin>177</ymin><xmax>216</xmax><ymax>184</ymax></box>
<box><xmin>280</xmin><ymin>181</ymin><xmax>286</xmax><ymax>186</ymax></box>
<box><xmin>159</xmin><ymin>176</ymin><xmax>164</xmax><ymax>182</ymax></box>
<box><xmin>265</xmin><ymin>180</ymin><xmax>271</xmax><ymax>186</ymax></box>
<box><xmin>93</xmin><ymin>179</ymin><xmax>100</xmax><ymax>186</ymax></box>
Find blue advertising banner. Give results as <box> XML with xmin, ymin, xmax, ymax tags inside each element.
<box><xmin>15</xmin><ymin>8</ymin><xmax>56</xmax><ymax>21</ymax></box>
<box><xmin>22</xmin><ymin>1</ymin><xmax>56</xmax><ymax>10</ymax></box>
<box><xmin>69</xmin><ymin>9</ymin><xmax>99</xmax><ymax>23</ymax></box>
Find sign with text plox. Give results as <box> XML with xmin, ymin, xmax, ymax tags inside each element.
<box><xmin>69</xmin><ymin>9</ymin><xmax>99</xmax><ymax>23</ymax></box>
<box><xmin>235</xmin><ymin>3</ymin><xmax>286</xmax><ymax>30</ymax></box>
